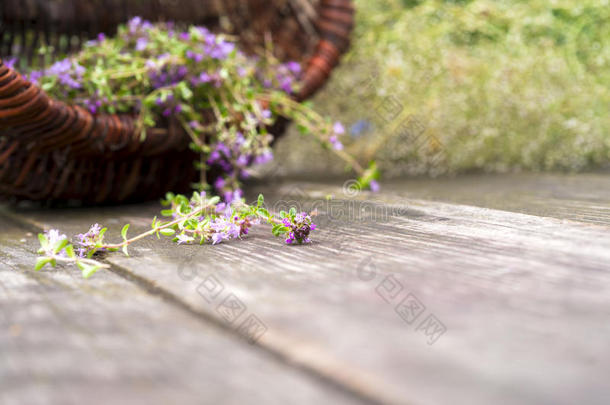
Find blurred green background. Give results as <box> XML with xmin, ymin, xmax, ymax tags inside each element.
<box><xmin>273</xmin><ymin>0</ymin><xmax>610</xmax><ymax>179</ymax></box>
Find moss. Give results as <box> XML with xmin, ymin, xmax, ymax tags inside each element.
<box><xmin>276</xmin><ymin>0</ymin><xmax>610</xmax><ymax>177</ymax></box>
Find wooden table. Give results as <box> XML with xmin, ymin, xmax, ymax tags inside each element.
<box><xmin>2</xmin><ymin>173</ymin><xmax>609</xmax><ymax>405</ymax></box>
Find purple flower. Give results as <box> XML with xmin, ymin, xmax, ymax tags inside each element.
<box><xmin>196</xmin><ymin>72</ymin><xmax>212</xmax><ymax>84</ymax></box>
<box><xmin>216</xmin><ymin>142</ymin><xmax>231</xmax><ymax>157</ymax></box>
<box><xmin>223</xmin><ymin>189</ymin><xmax>243</xmax><ymax>204</ymax></box>
<box><xmin>27</xmin><ymin>70</ymin><xmax>43</xmax><ymax>84</ymax></box>
<box><xmin>350</xmin><ymin>120</ymin><xmax>373</xmax><ymax>137</ymax></box>
<box><xmin>280</xmin><ymin>77</ymin><xmax>294</xmax><ymax>93</ymax></box>
<box><xmin>214</xmin><ymin>177</ymin><xmax>226</xmax><ymax>189</ymax></box>
<box><xmin>43</xmin><ymin>229</ymin><xmax>67</xmax><ymax>255</ymax></box>
<box><xmin>207</xmin><ymin>150</ymin><xmax>221</xmax><ymax>164</ymax></box>
<box><xmin>136</xmin><ymin>37</ymin><xmax>149</xmax><ymax>51</ymax></box>
<box><xmin>179</xmin><ymin>32</ymin><xmax>190</xmax><ymax>41</ymax></box>
<box><xmin>129</xmin><ymin>17</ymin><xmax>143</xmax><ymax>32</ymax></box>
<box><xmin>128</xmin><ymin>16</ymin><xmax>152</xmax><ymax>34</ymax></box>
<box><xmin>329</xmin><ymin>136</ymin><xmax>344</xmax><ymax>151</ymax></box>
<box><xmin>209</xmin><ymin>213</ymin><xmax>242</xmax><ymax>244</ymax></box>
<box><xmin>98</xmin><ymin>33</ymin><xmax>106</xmax><ymax>42</ymax></box>
<box><xmin>74</xmin><ymin>223</ymin><xmax>106</xmax><ymax>257</ymax></box>
<box><xmin>254</xmin><ymin>151</ymin><xmax>273</xmax><ymax>165</ymax></box>
<box><xmin>46</xmin><ymin>59</ymin><xmax>84</xmax><ymax>89</ymax></box>
<box><xmin>262</xmin><ymin>109</ymin><xmax>272</xmax><ymax>119</ymax></box>
<box><xmin>333</xmin><ymin>122</ymin><xmax>346</xmax><ymax>135</ymax></box>
<box><xmin>186</xmin><ymin>50</ymin><xmax>204</xmax><ymax>63</ymax></box>
<box><xmin>210</xmin><ymin>232</ymin><xmax>227</xmax><ymax>245</ymax></box>
<box><xmin>4</xmin><ymin>57</ymin><xmax>17</xmax><ymax>69</ymax></box>
<box><xmin>286</xmin><ymin>61</ymin><xmax>302</xmax><ymax>74</ymax></box>
<box><xmin>177</xmin><ymin>66</ymin><xmax>188</xmax><ymax>78</ymax></box>
<box><xmin>280</xmin><ymin>212</ymin><xmax>316</xmax><ymax>245</ymax></box>
<box><xmin>236</xmin><ymin>154</ymin><xmax>249</xmax><ymax>167</ymax></box>
<box><xmin>196</xmin><ymin>26</ymin><xmax>211</xmax><ymax>37</ymax></box>
<box><xmin>226</xmin><ymin>223</ymin><xmax>241</xmax><ymax>239</ymax></box>
<box><xmin>177</xmin><ymin>234</ymin><xmax>195</xmax><ymax>245</ymax></box>
<box><xmin>369</xmin><ymin>180</ymin><xmax>380</xmax><ymax>193</ymax></box>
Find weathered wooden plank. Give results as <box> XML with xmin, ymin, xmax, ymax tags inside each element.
<box><xmin>0</xmin><ymin>219</ymin><xmax>368</xmax><ymax>405</ymax></box>
<box><xmin>370</xmin><ymin>172</ymin><xmax>610</xmax><ymax>226</ymax></box>
<box><xmin>4</xmin><ymin>177</ymin><xmax>610</xmax><ymax>405</ymax></box>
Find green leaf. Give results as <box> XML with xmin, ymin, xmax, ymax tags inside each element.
<box><xmin>65</xmin><ymin>245</ymin><xmax>76</xmax><ymax>259</ymax></box>
<box><xmin>177</xmin><ymin>81</ymin><xmax>193</xmax><ymax>100</ymax></box>
<box><xmin>122</xmin><ymin>245</ymin><xmax>129</xmax><ymax>257</ymax></box>
<box><xmin>257</xmin><ymin>194</ymin><xmax>264</xmax><ymax>208</ymax></box>
<box><xmin>121</xmin><ymin>224</ymin><xmax>130</xmax><ymax>240</ymax></box>
<box><xmin>53</xmin><ymin>238</ymin><xmax>69</xmax><ymax>255</ymax></box>
<box><xmin>271</xmin><ymin>224</ymin><xmax>288</xmax><ymax>237</ymax></box>
<box><xmin>38</xmin><ymin>233</ymin><xmax>49</xmax><ymax>250</ymax></box>
<box><xmin>289</xmin><ymin>207</ymin><xmax>297</xmax><ymax>217</ymax></box>
<box><xmin>35</xmin><ymin>257</ymin><xmax>52</xmax><ymax>271</ymax></box>
<box><xmin>78</xmin><ymin>262</ymin><xmax>100</xmax><ymax>279</ymax></box>
<box><xmin>160</xmin><ymin>228</ymin><xmax>176</xmax><ymax>236</ymax></box>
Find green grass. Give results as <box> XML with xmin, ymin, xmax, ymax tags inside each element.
<box><xmin>279</xmin><ymin>0</ymin><xmax>610</xmax><ymax>177</ymax></box>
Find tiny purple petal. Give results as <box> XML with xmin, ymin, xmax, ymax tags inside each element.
<box><xmin>369</xmin><ymin>180</ymin><xmax>380</xmax><ymax>193</ymax></box>
<box><xmin>333</xmin><ymin>122</ymin><xmax>346</xmax><ymax>135</ymax></box>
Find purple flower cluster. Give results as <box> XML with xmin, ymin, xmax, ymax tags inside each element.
<box><xmin>155</xmin><ymin>94</ymin><xmax>183</xmax><ymax>117</ymax></box>
<box><xmin>4</xmin><ymin>57</ymin><xmax>17</xmax><ymax>69</ymax></box>
<box><xmin>82</xmin><ymin>91</ymin><xmax>110</xmax><ymax>114</ymax></box>
<box><xmin>277</xmin><ymin>62</ymin><xmax>301</xmax><ymax>93</ymax></box>
<box><xmin>180</xmin><ymin>27</ymin><xmax>234</xmax><ymax>64</ymax></box>
<box><xmin>259</xmin><ymin>60</ymin><xmax>302</xmax><ymax>93</ymax></box>
<box><xmin>75</xmin><ymin>223</ymin><xmax>105</xmax><ymax>257</ymax></box>
<box><xmin>175</xmin><ymin>195</ymin><xmax>258</xmax><ymax>245</ymax></box>
<box><xmin>41</xmin><ymin>229</ymin><xmax>68</xmax><ymax>257</ymax></box>
<box><xmin>282</xmin><ymin>212</ymin><xmax>316</xmax><ymax>245</ymax></box>
<box><xmin>207</xmin><ymin>131</ymin><xmax>273</xmax><ymax>201</ymax></box>
<box><xmin>15</xmin><ymin>17</ymin><xmax>316</xmax><ymax>200</ymax></box>
<box><xmin>209</xmin><ymin>208</ymin><xmax>242</xmax><ymax>244</ymax></box>
<box><xmin>149</xmin><ymin>62</ymin><xmax>189</xmax><ymax>89</ymax></box>
<box><xmin>128</xmin><ymin>16</ymin><xmax>153</xmax><ymax>34</ymax></box>
<box><xmin>329</xmin><ymin>122</ymin><xmax>345</xmax><ymax>151</ymax></box>
<box><xmin>34</xmin><ymin>59</ymin><xmax>85</xmax><ymax>90</ymax></box>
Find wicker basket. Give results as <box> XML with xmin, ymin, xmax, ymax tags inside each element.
<box><xmin>0</xmin><ymin>0</ymin><xmax>354</xmax><ymax>203</ymax></box>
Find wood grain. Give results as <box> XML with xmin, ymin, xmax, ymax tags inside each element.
<box><xmin>3</xmin><ymin>174</ymin><xmax>610</xmax><ymax>405</ymax></box>
<box><xmin>0</xmin><ymin>219</ymin><xmax>367</xmax><ymax>405</ymax></box>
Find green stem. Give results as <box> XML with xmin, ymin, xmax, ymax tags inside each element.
<box><xmin>103</xmin><ymin>204</ymin><xmax>212</xmax><ymax>250</ymax></box>
<box><xmin>258</xmin><ymin>92</ymin><xmax>365</xmax><ymax>174</ymax></box>
<box><xmin>52</xmin><ymin>255</ymin><xmax>110</xmax><ymax>269</ymax></box>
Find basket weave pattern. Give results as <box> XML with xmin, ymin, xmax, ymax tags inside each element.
<box><xmin>0</xmin><ymin>0</ymin><xmax>354</xmax><ymax>203</ymax></box>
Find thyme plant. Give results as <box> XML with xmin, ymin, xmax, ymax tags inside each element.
<box><xmin>30</xmin><ymin>17</ymin><xmax>378</xmax><ymax>277</ymax></box>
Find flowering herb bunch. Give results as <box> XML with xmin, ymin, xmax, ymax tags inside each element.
<box><xmin>35</xmin><ymin>192</ymin><xmax>317</xmax><ymax>278</ymax></box>
<box><xmin>23</xmin><ymin>17</ymin><xmax>379</xmax><ymax>200</ymax></box>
